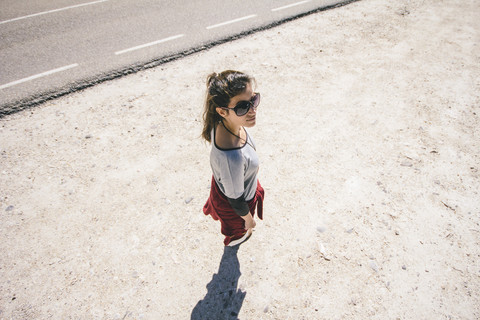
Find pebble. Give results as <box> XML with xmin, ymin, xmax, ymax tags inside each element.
<box><xmin>396</xmin><ymin>7</ymin><xmax>410</xmax><ymax>16</ymax></box>
<box><xmin>318</xmin><ymin>243</ymin><xmax>331</xmax><ymax>261</ymax></box>
<box><xmin>402</xmin><ymin>265</ymin><xmax>407</xmax><ymax>270</ymax></box>
<box><xmin>316</xmin><ymin>226</ymin><xmax>326</xmax><ymax>233</ymax></box>
<box><xmin>184</xmin><ymin>197</ymin><xmax>194</xmax><ymax>204</ymax></box>
<box><xmin>400</xmin><ymin>161</ymin><xmax>413</xmax><ymax>167</ymax></box>
<box><xmin>5</xmin><ymin>205</ymin><xmax>14</xmax><ymax>212</ymax></box>
<box><xmin>346</xmin><ymin>228</ymin><xmax>354</xmax><ymax>234</ymax></box>
<box><xmin>369</xmin><ymin>260</ymin><xmax>379</xmax><ymax>272</ymax></box>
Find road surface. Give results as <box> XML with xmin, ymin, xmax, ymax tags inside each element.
<box><xmin>0</xmin><ymin>0</ymin><xmax>352</xmax><ymax>115</ymax></box>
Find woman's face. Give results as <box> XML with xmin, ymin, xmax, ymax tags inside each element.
<box><xmin>219</xmin><ymin>82</ymin><xmax>257</xmax><ymax>128</ymax></box>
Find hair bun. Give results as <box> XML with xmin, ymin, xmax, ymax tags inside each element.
<box><xmin>207</xmin><ymin>72</ymin><xmax>218</xmax><ymax>88</ymax></box>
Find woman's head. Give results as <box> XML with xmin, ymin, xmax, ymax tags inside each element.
<box><xmin>202</xmin><ymin>70</ymin><xmax>256</xmax><ymax>142</ymax></box>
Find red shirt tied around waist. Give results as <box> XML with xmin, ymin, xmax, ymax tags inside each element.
<box><xmin>203</xmin><ymin>177</ymin><xmax>264</xmax><ymax>246</ymax></box>
<box><xmin>201</xmin><ymin>70</ymin><xmax>265</xmax><ymax>246</ymax></box>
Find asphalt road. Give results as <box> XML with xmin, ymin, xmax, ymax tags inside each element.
<box><xmin>0</xmin><ymin>0</ymin><xmax>353</xmax><ymax>115</ymax></box>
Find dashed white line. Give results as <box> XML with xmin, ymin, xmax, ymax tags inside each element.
<box><xmin>206</xmin><ymin>14</ymin><xmax>257</xmax><ymax>30</ymax></box>
<box><xmin>115</xmin><ymin>34</ymin><xmax>185</xmax><ymax>55</ymax></box>
<box><xmin>0</xmin><ymin>0</ymin><xmax>109</xmax><ymax>25</ymax></box>
<box><xmin>272</xmin><ymin>0</ymin><xmax>311</xmax><ymax>12</ymax></box>
<box><xmin>0</xmin><ymin>4</ymin><xmax>319</xmax><ymax>92</ymax></box>
<box><xmin>0</xmin><ymin>64</ymin><xmax>79</xmax><ymax>90</ymax></box>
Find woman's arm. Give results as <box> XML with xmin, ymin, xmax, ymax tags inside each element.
<box><xmin>227</xmin><ymin>197</ymin><xmax>256</xmax><ymax>229</ymax></box>
<box><xmin>241</xmin><ymin>212</ymin><xmax>256</xmax><ymax>229</ymax></box>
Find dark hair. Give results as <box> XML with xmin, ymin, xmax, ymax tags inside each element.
<box><xmin>201</xmin><ymin>70</ymin><xmax>254</xmax><ymax>142</ymax></box>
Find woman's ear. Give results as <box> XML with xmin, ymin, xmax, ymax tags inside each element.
<box><xmin>216</xmin><ymin>107</ymin><xmax>227</xmax><ymax>118</ymax></box>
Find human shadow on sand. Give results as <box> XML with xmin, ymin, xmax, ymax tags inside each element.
<box><xmin>191</xmin><ymin>246</ymin><xmax>245</xmax><ymax>320</ymax></box>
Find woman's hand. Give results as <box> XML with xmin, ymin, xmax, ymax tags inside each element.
<box><xmin>245</xmin><ymin>218</ymin><xmax>256</xmax><ymax>229</ymax></box>
<box><xmin>243</xmin><ymin>213</ymin><xmax>256</xmax><ymax>229</ymax></box>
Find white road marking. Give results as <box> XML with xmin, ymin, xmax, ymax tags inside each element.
<box><xmin>271</xmin><ymin>0</ymin><xmax>311</xmax><ymax>12</ymax></box>
<box><xmin>206</xmin><ymin>14</ymin><xmax>257</xmax><ymax>30</ymax></box>
<box><xmin>0</xmin><ymin>64</ymin><xmax>79</xmax><ymax>90</ymax></box>
<box><xmin>114</xmin><ymin>34</ymin><xmax>185</xmax><ymax>55</ymax></box>
<box><xmin>0</xmin><ymin>0</ymin><xmax>109</xmax><ymax>25</ymax></box>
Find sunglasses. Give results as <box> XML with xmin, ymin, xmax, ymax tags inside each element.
<box><xmin>222</xmin><ymin>93</ymin><xmax>261</xmax><ymax>116</ymax></box>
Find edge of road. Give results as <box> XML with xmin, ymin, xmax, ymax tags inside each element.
<box><xmin>0</xmin><ymin>0</ymin><xmax>360</xmax><ymax>118</ymax></box>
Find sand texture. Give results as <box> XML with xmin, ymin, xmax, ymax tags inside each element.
<box><xmin>1</xmin><ymin>0</ymin><xmax>479</xmax><ymax>318</ymax></box>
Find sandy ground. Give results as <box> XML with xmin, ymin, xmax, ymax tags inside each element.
<box><xmin>1</xmin><ymin>0</ymin><xmax>479</xmax><ymax>319</ymax></box>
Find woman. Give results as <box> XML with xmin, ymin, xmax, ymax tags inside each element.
<box><xmin>202</xmin><ymin>70</ymin><xmax>265</xmax><ymax>246</ymax></box>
